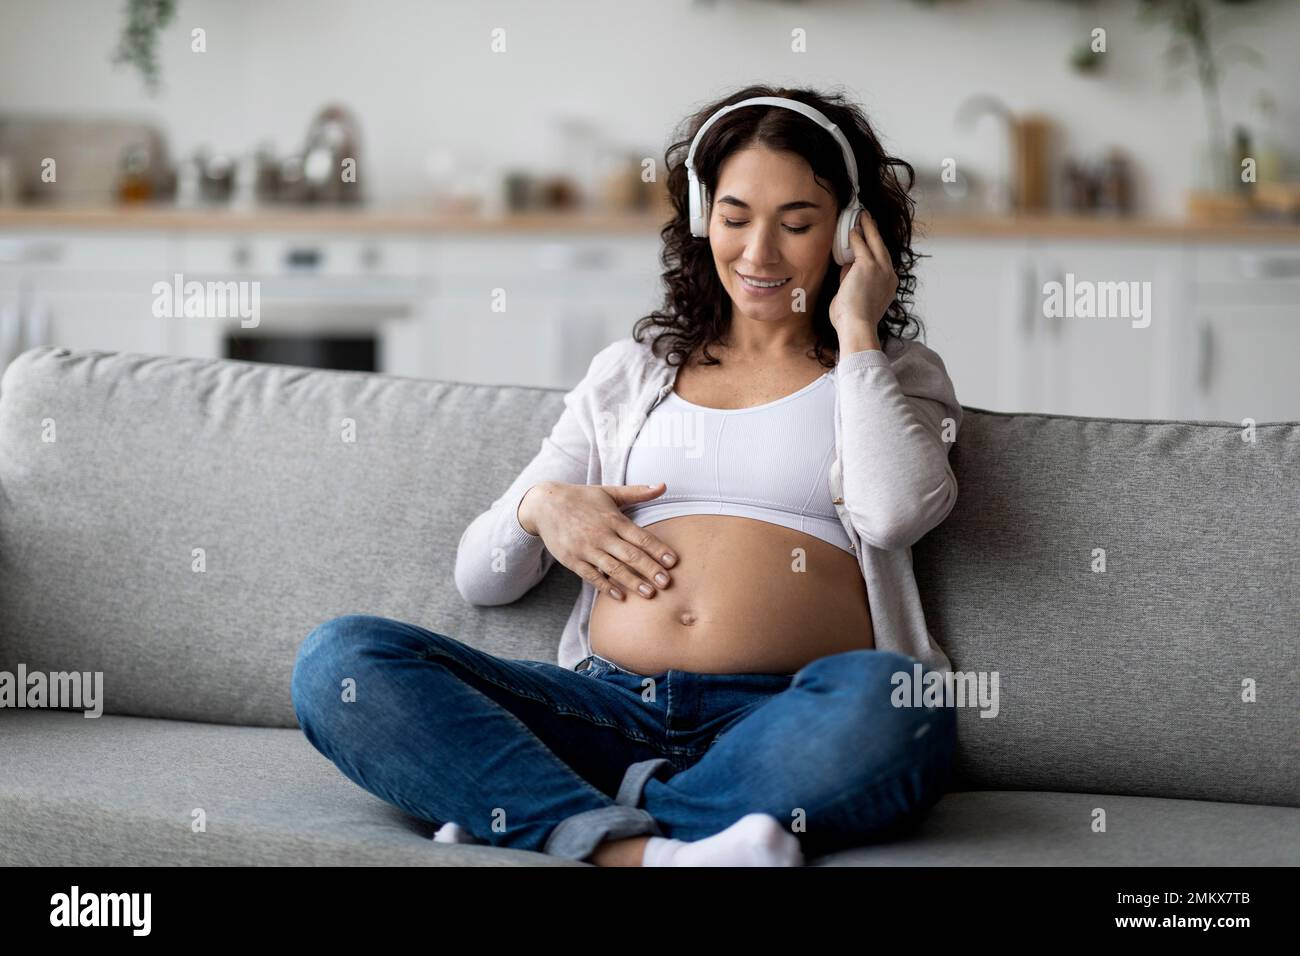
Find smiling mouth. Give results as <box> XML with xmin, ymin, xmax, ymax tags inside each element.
<box><xmin>738</xmin><ymin>273</ymin><xmax>791</xmax><ymax>288</ymax></box>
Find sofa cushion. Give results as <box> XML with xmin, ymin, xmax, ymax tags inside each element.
<box><xmin>2</xmin><ymin>710</ymin><xmax>1295</xmax><ymax>866</ymax></box>
<box><xmin>816</xmin><ymin>789</ymin><xmax>1300</xmax><ymax>866</ymax></box>
<box><xmin>0</xmin><ymin>709</ymin><xmax>576</xmax><ymax>866</ymax></box>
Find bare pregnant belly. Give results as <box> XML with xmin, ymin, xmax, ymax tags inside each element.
<box><xmin>587</xmin><ymin>514</ymin><xmax>874</xmax><ymax>675</ymax></box>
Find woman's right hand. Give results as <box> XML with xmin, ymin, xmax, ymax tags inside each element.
<box><xmin>518</xmin><ymin>481</ymin><xmax>676</xmax><ymax>601</ymax></box>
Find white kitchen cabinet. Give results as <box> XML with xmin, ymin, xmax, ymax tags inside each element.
<box><xmin>418</xmin><ymin>235</ymin><xmax>661</xmax><ymax>388</ymax></box>
<box><xmin>912</xmin><ymin>237</ymin><xmax>1024</xmax><ymax>414</ymax></box>
<box><xmin>1027</xmin><ymin>241</ymin><xmax>1186</xmax><ymax>420</ymax></box>
<box><xmin>918</xmin><ymin>238</ymin><xmax>1195</xmax><ymax>420</ymax></box>
<box><xmin>419</xmin><ymin>290</ymin><xmax>657</xmax><ymax>390</ymax></box>
<box><xmin>1186</xmin><ymin>305</ymin><xmax>1300</xmax><ymax>423</ymax></box>
<box><xmin>41</xmin><ymin>291</ymin><xmax>169</xmax><ymax>356</ymax></box>
<box><xmin>1182</xmin><ymin>244</ymin><xmax>1300</xmax><ymax>424</ymax></box>
<box><xmin>915</xmin><ymin>237</ymin><xmax>1162</xmax><ymax>417</ymax></box>
<box><xmin>422</xmin><ymin>293</ymin><xmax>554</xmax><ymax>388</ymax></box>
<box><xmin>0</xmin><ymin>232</ymin><xmax>171</xmax><ymax>361</ymax></box>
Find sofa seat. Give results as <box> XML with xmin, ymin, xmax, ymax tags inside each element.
<box><xmin>0</xmin><ymin>710</ymin><xmax>568</xmax><ymax>866</ymax></box>
<box><xmin>4</xmin><ymin>710</ymin><xmax>1295</xmax><ymax>867</ymax></box>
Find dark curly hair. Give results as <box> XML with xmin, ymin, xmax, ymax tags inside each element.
<box><xmin>633</xmin><ymin>84</ymin><xmax>927</xmax><ymax>369</ymax></box>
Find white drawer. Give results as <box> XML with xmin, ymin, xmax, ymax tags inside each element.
<box><xmin>424</xmin><ymin>236</ymin><xmax>658</xmax><ymax>276</ymax></box>
<box><xmin>0</xmin><ymin>231</ymin><xmax>169</xmax><ymax>272</ymax></box>
<box><xmin>174</xmin><ymin>234</ymin><xmax>423</xmax><ymax>277</ymax></box>
<box><xmin>1190</xmin><ymin>244</ymin><xmax>1300</xmax><ymax>284</ymax></box>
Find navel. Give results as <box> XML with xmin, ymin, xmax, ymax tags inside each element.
<box><xmin>678</xmin><ymin>610</ymin><xmax>698</xmax><ymax>627</ymax></box>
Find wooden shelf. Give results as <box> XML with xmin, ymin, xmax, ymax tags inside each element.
<box><xmin>1</xmin><ymin>203</ymin><xmax>1298</xmax><ymax>242</ymax></box>
<box><xmin>914</xmin><ymin>210</ymin><xmax>1300</xmax><ymax>242</ymax></box>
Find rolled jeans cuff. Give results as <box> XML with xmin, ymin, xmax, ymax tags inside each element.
<box><xmin>542</xmin><ymin>757</ymin><xmax>673</xmax><ymax>861</ymax></box>
<box><xmin>542</xmin><ymin>804</ymin><xmax>661</xmax><ymax>860</ymax></box>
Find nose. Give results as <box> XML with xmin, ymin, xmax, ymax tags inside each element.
<box><xmin>741</xmin><ymin>227</ymin><xmax>782</xmax><ymax>269</ymax></box>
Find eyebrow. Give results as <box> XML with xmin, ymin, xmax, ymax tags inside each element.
<box><xmin>715</xmin><ymin>195</ymin><xmax>821</xmax><ymax>212</ymax></box>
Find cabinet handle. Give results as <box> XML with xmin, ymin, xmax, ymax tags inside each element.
<box><xmin>1196</xmin><ymin>320</ymin><xmax>1214</xmax><ymax>394</ymax></box>
<box><xmin>285</xmin><ymin>247</ymin><xmax>322</xmax><ymax>270</ymax></box>
<box><xmin>1022</xmin><ymin>257</ymin><xmax>1037</xmax><ymax>335</ymax></box>
<box><xmin>571</xmin><ymin>246</ymin><xmax>612</xmax><ymax>269</ymax></box>
<box><xmin>1049</xmin><ymin>266</ymin><xmax>1065</xmax><ymax>339</ymax></box>
<box><xmin>1237</xmin><ymin>254</ymin><xmax>1300</xmax><ymax>279</ymax></box>
<box><xmin>0</xmin><ymin>239</ymin><xmax>63</xmax><ymax>264</ymax></box>
<box><xmin>1031</xmin><ymin>260</ymin><xmax>1064</xmax><ymax>338</ymax></box>
<box><xmin>536</xmin><ymin>244</ymin><xmax>613</xmax><ymax>271</ymax></box>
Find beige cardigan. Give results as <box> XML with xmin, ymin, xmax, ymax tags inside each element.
<box><xmin>455</xmin><ymin>333</ymin><xmax>962</xmax><ymax>674</ymax></box>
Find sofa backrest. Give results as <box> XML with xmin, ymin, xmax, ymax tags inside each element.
<box><xmin>1</xmin><ymin>346</ymin><xmax>1295</xmax><ymax>808</ymax></box>
<box><xmin>913</xmin><ymin>406</ymin><xmax>1298</xmax><ymax>808</ymax></box>
<box><xmin>0</xmin><ymin>347</ymin><xmax>580</xmax><ymax>730</ymax></box>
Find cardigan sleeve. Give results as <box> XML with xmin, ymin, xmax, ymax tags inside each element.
<box><xmin>836</xmin><ymin>339</ymin><xmax>962</xmax><ymax>552</ymax></box>
<box><xmin>453</xmin><ymin>341</ymin><xmax>624</xmax><ymax>606</ymax></box>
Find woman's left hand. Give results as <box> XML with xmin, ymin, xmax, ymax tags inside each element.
<box><xmin>827</xmin><ymin>210</ymin><xmax>896</xmax><ymax>350</ymax></box>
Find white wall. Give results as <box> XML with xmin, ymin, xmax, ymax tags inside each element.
<box><xmin>2</xmin><ymin>0</ymin><xmax>1298</xmax><ymax>215</ymax></box>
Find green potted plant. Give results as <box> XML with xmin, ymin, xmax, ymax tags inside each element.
<box><xmin>111</xmin><ymin>0</ymin><xmax>178</xmax><ymax>95</ymax></box>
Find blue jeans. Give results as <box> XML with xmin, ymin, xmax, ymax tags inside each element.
<box><xmin>290</xmin><ymin>613</ymin><xmax>957</xmax><ymax>862</ymax></box>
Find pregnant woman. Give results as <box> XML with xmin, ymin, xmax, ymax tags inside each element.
<box><xmin>292</xmin><ymin>85</ymin><xmax>963</xmax><ymax>867</ymax></box>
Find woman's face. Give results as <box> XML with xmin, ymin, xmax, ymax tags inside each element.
<box><xmin>708</xmin><ymin>145</ymin><xmax>838</xmax><ymax>331</ymax></box>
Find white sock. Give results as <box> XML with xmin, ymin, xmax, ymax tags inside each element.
<box><xmin>641</xmin><ymin>813</ymin><xmax>804</xmax><ymax>867</ymax></box>
<box><xmin>432</xmin><ymin>821</ymin><xmax>481</xmax><ymax>845</ymax></box>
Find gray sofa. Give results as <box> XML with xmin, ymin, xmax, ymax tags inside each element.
<box><xmin>1</xmin><ymin>345</ymin><xmax>1296</xmax><ymax>866</ymax></box>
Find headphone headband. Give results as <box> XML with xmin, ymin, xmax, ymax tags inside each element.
<box><xmin>684</xmin><ymin>96</ymin><xmax>861</xmax><ymax>196</ymax></box>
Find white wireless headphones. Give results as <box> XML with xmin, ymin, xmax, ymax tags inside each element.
<box><xmin>686</xmin><ymin>96</ymin><xmax>864</xmax><ymax>266</ymax></box>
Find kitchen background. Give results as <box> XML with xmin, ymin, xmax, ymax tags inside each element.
<box><xmin>2</xmin><ymin>0</ymin><xmax>1299</xmax><ymax>421</ymax></box>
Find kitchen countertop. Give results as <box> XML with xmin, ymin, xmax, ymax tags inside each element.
<box><xmin>1</xmin><ymin>204</ymin><xmax>1298</xmax><ymax>242</ymax></box>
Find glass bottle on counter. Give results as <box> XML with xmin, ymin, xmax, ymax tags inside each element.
<box><xmin>116</xmin><ymin>144</ymin><xmax>153</xmax><ymax>204</ymax></box>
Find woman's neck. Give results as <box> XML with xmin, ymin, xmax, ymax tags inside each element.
<box><xmin>720</xmin><ymin>317</ymin><xmax>817</xmax><ymax>359</ymax></box>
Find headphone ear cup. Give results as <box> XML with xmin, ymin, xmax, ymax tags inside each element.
<box><xmin>689</xmin><ymin>177</ymin><xmax>710</xmax><ymax>239</ymax></box>
<box><xmin>833</xmin><ymin>206</ymin><xmax>858</xmax><ymax>266</ymax></box>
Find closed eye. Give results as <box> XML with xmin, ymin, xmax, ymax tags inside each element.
<box><xmin>721</xmin><ymin>217</ymin><xmax>812</xmax><ymax>234</ymax></box>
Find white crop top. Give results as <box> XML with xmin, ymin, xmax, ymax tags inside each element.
<box><xmin>621</xmin><ymin>370</ymin><xmax>854</xmax><ymax>553</ymax></box>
